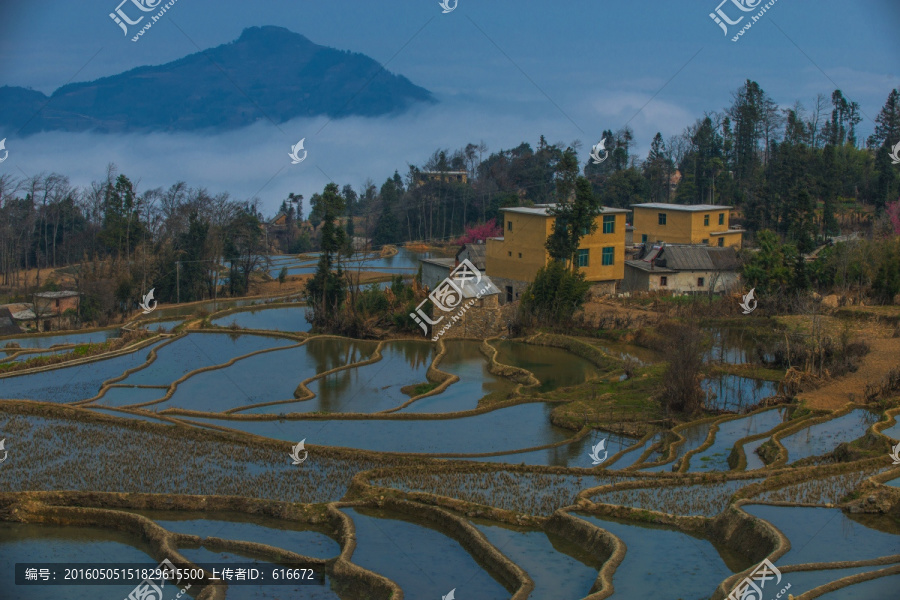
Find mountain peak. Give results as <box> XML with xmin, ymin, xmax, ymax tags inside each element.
<box><xmin>0</xmin><ymin>27</ymin><xmax>434</xmax><ymax>135</ymax></box>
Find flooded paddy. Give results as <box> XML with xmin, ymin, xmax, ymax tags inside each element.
<box><xmin>0</xmin><ymin>340</ymin><xmax>166</xmax><ymax>403</ymax></box>
<box><xmin>474</xmin><ymin>431</ymin><xmax>639</xmax><ymax>468</ymax></box>
<box><xmin>815</xmin><ymin>573</ymin><xmax>900</xmax><ymax>599</ymax></box>
<box><xmin>575</xmin><ymin>513</ymin><xmax>741</xmax><ymax>600</ymax></box>
<box><xmin>0</xmin><ymin>522</ymin><xmax>162</xmax><ymax>600</ymax></box>
<box><xmin>639</xmin><ymin>421</ymin><xmax>712</xmax><ymax>472</ymax></box>
<box><xmin>0</xmin><ymin>412</ymin><xmax>380</xmax><ymax>504</ymax></box>
<box><xmin>473</xmin><ymin>521</ymin><xmax>601</xmax><ymax>600</ymax></box>
<box><xmin>700</xmin><ymin>374</ymin><xmax>778</xmax><ymax>411</ymax></box>
<box><xmin>492</xmin><ymin>340</ymin><xmax>601</xmax><ymax>391</ymax></box>
<box><xmin>1</xmin><ymin>313</ymin><xmax>894</xmax><ymax>598</ymax></box>
<box><xmin>136</xmin><ymin>318</ymin><xmax>184</xmax><ymax>332</ymax></box>
<box><xmin>301</xmin><ymin>340</ymin><xmax>433</xmax><ymax>413</ymax></box>
<box><xmin>118</xmin><ymin>333</ymin><xmax>293</xmax><ymax>387</ymax></box>
<box><xmin>743</xmin><ymin>505</ymin><xmax>900</xmax><ymax>564</ymax></box>
<box><xmin>0</xmin><ymin>328</ymin><xmax>120</xmax><ymax>350</ymax></box>
<box><xmin>341</xmin><ymin>507</ymin><xmax>510</xmax><ymax>600</ymax></box>
<box><xmin>376</xmin><ymin>470</ymin><xmax>631</xmax><ymax>516</ymax></box>
<box><xmin>754</xmin><ymin>465</ymin><xmax>886</xmax><ymax>504</ymax></box>
<box><xmin>703</xmin><ymin>326</ymin><xmax>775</xmax><ymax>365</ymax></box>
<box><xmin>211</xmin><ymin>306</ymin><xmax>313</xmax><ymax>332</ymax></box>
<box><xmin>177</xmin><ymin>546</ymin><xmax>340</xmax><ymax>600</ymax></box>
<box><xmin>128</xmin><ymin>510</ymin><xmax>340</xmax><ymax>559</ymax></box>
<box><xmin>162</xmin><ymin>339</ymin><xmax>376</xmax><ymax>413</ymax></box>
<box><xmin>401</xmin><ymin>340</ymin><xmax>515</xmax><ymax>413</ymax></box>
<box><xmin>187</xmin><ymin>402</ymin><xmax>574</xmax><ymax>456</ymax></box>
<box><xmin>685</xmin><ymin>409</ymin><xmax>787</xmax><ymax>472</ymax></box>
<box><xmin>93</xmin><ymin>386</ymin><xmax>166</xmax><ymax>407</ymax></box>
<box><xmin>779</xmin><ymin>409</ymin><xmax>877</xmax><ymax>464</ymax></box>
<box><xmin>594</xmin><ymin>478</ymin><xmax>763</xmax><ymax>517</ymax></box>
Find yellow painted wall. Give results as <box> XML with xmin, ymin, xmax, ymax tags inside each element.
<box><xmin>485</xmin><ymin>210</ymin><xmax>627</xmax><ymax>283</ymax></box>
<box><xmin>633</xmin><ymin>207</ymin><xmax>741</xmax><ymax>247</ymax></box>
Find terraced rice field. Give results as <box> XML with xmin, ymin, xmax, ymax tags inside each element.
<box><xmin>1</xmin><ymin>316</ymin><xmax>896</xmax><ymax>600</ymax></box>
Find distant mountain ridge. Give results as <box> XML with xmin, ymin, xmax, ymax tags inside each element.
<box><xmin>0</xmin><ymin>26</ymin><xmax>434</xmax><ymax>135</ymax></box>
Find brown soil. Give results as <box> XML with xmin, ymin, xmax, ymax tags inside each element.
<box><xmin>580</xmin><ymin>298</ymin><xmax>659</xmax><ymax>329</ymax></box>
<box><xmin>798</xmin><ymin>336</ymin><xmax>900</xmax><ymax>410</ymax></box>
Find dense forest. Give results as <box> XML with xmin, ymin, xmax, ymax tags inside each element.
<box><xmin>1</xmin><ymin>80</ymin><xmax>899</xmax><ymax>321</ymax></box>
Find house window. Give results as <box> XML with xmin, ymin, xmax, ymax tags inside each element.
<box><xmin>658</xmin><ymin>213</ymin><xmax>667</xmax><ymax>225</ymax></box>
<box><xmin>641</xmin><ymin>234</ymin><xmax>648</xmax><ymax>243</ymax></box>
<box><xmin>701</xmin><ymin>239</ymin><xmax>709</xmax><ymax>245</ymax></box>
<box><xmin>698</xmin><ymin>277</ymin><xmax>705</xmax><ymax>287</ymax></box>
<box><xmin>704</xmin><ymin>214</ymin><xmax>710</xmax><ymax>226</ymax></box>
<box><xmin>718</xmin><ymin>237</ymin><xmax>725</xmax><ymax>247</ymax></box>
<box><xmin>506</xmin><ymin>286</ymin><xmax>513</xmax><ymax>303</ymax></box>
<box><xmin>518</xmin><ymin>252</ymin><xmax>522</xmax><ymax>258</ymax></box>
<box><xmin>577</xmin><ymin>249</ymin><xmax>590</xmax><ymax>267</ymax></box>
<box><xmin>55</xmin><ymin>299</ymin><xmax>60</xmax><ymax>308</ymax></box>
<box><xmin>660</xmin><ymin>276</ymin><xmax>668</xmax><ymax>287</ymax></box>
<box><xmin>601</xmin><ymin>247</ymin><xmax>614</xmax><ymax>266</ymax></box>
<box><xmin>508</xmin><ymin>251</ymin><xmax>512</xmax><ymax>257</ymax></box>
<box><xmin>603</xmin><ymin>215</ymin><xmax>615</xmax><ymax>234</ymax></box>
<box><xmin>719</xmin><ymin>213</ymin><xmax>725</xmax><ymax>225</ymax></box>
<box><xmin>507</xmin><ymin>220</ymin><xmax>513</xmax><ymax>231</ymax></box>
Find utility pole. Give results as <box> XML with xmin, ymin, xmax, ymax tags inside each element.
<box><xmin>176</xmin><ymin>261</ymin><xmax>180</xmax><ymax>304</ymax></box>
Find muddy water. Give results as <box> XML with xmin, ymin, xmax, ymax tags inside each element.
<box><xmin>700</xmin><ymin>374</ymin><xmax>778</xmax><ymax>412</ymax></box>
<box><xmin>401</xmin><ymin>340</ymin><xmax>515</xmax><ymax>413</ymax></box>
<box><xmin>492</xmin><ymin>340</ymin><xmax>601</xmax><ymax>392</ymax></box>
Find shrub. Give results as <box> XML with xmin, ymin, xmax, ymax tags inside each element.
<box><xmin>519</xmin><ymin>261</ymin><xmax>590</xmax><ymax>324</ymax></box>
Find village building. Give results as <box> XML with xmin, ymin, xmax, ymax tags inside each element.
<box><xmin>631</xmin><ymin>203</ymin><xmax>744</xmax><ymax>248</ymax></box>
<box><xmin>622</xmin><ymin>244</ymin><xmax>741</xmax><ymax>294</ymax></box>
<box><xmin>32</xmin><ymin>291</ymin><xmax>80</xmax><ymax>331</ymax></box>
<box><xmin>485</xmin><ymin>204</ymin><xmax>631</xmax><ymax>303</ymax></box>
<box><xmin>420</xmin><ymin>243</ymin><xmax>487</xmax><ymax>291</ymax></box>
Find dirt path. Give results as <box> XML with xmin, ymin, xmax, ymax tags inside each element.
<box><xmin>798</xmin><ymin>336</ymin><xmax>900</xmax><ymax>410</ymax></box>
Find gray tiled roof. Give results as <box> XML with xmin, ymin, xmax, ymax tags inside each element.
<box><xmin>0</xmin><ymin>308</ymin><xmax>23</xmax><ymax>335</ymax></box>
<box><xmin>631</xmin><ymin>244</ymin><xmax>739</xmax><ymax>272</ymax></box>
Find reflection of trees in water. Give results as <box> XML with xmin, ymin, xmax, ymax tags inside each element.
<box><xmin>394</xmin><ymin>341</ymin><xmax>433</xmax><ymax>371</ymax></box>
<box><xmin>306</xmin><ymin>338</ymin><xmax>375</xmax><ymax>375</ymax></box>
<box><xmin>703</xmin><ymin>326</ymin><xmax>775</xmax><ymax>365</ymax></box>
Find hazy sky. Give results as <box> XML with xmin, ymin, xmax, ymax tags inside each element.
<box><xmin>1</xmin><ymin>0</ymin><xmax>899</xmax><ymax>215</ymax></box>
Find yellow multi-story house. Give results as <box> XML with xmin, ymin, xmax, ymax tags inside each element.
<box><xmin>485</xmin><ymin>204</ymin><xmax>630</xmax><ymax>303</ymax></box>
<box><xmin>631</xmin><ymin>203</ymin><xmax>743</xmax><ymax>248</ymax></box>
